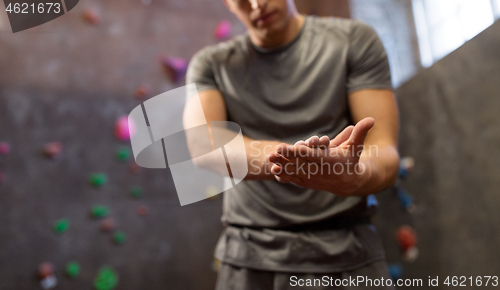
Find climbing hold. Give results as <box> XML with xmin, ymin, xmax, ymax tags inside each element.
<box><xmin>116</xmin><ymin>147</ymin><xmax>131</xmax><ymax>161</ymax></box>
<box><xmin>211</xmin><ymin>259</ymin><xmax>221</xmax><ymax>273</ymax></box>
<box><xmin>214</xmin><ymin>20</ymin><xmax>231</xmax><ymax>40</ymax></box>
<box><xmin>44</xmin><ymin>142</ymin><xmax>63</xmax><ymax>159</ymax></box>
<box><xmin>160</xmin><ymin>56</ymin><xmax>187</xmax><ymax>83</ymax></box>
<box><xmin>53</xmin><ymin>218</ymin><xmax>70</xmax><ymax>234</ymax></box>
<box><xmin>101</xmin><ymin>217</ymin><xmax>115</xmax><ymax>232</ymax></box>
<box><xmin>129</xmin><ymin>163</ymin><xmax>141</xmax><ymax>174</ymax></box>
<box><xmin>130</xmin><ymin>186</ymin><xmax>143</xmax><ymax>198</ymax></box>
<box><xmin>398</xmin><ymin>157</ymin><xmax>414</xmax><ymax>179</ymax></box>
<box><xmin>398</xmin><ymin>167</ymin><xmax>409</xmax><ymax>179</ymax></box>
<box><xmin>40</xmin><ymin>275</ymin><xmax>57</xmax><ymax>289</ymax></box>
<box><xmin>400</xmin><ymin>156</ymin><xmax>415</xmax><ymax>172</ymax></box>
<box><xmin>83</xmin><ymin>8</ymin><xmax>100</xmax><ymax>25</ymax></box>
<box><xmin>396</xmin><ymin>187</ymin><xmax>415</xmax><ymax>212</ymax></box>
<box><xmin>66</xmin><ymin>261</ymin><xmax>81</xmax><ymax>278</ymax></box>
<box><xmin>0</xmin><ymin>142</ymin><xmax>10</xmax><ymax>155</ymax></box>
<box><xmin>91</xmin><ymin>205</ymin><xmax>110</xmax><ymax>219</ymax></box>
<box><xmin>396</xmin><ymin>225</ymin><xmax>417</xmax><ymax>251</ymax></box>
<box><xmin>38</xmin><ymin>262</ymin><xmax>54</xmax><ymax>279</ymax></box>
<box><xmin>134</xmin><ymin>84</ymin><xmax>151</xmax><ymax>100</ymax></box>
<box><xmin>136</xmin><ymin>205</ymin><xmax>148</xmax><ymax>217</ymax></box>
<box><xmin>387</xmin><ymin>264</ymin><xmax>403</xmax><ymax>281</ymax></box>
<box><xmin>402</xmin><ymin>246</ymin><xmax>419</xmax><ymax>262</ymax></box>
<box><xmin>88</xmin><ymin>173</ymin><xmax>108</xmax><ymax>188</ymax></box>
<box><xmin>206</xmin><ymin>186</ymin><xmax>219</xmax><ymax>199</ymax></box>
<box><xmin>94</xmin><ymin>267</ymin><xmax>119</xmax><ymax>290</ymax></box>
<box><xmin>113</xmin><ymin>231</ymin><xmax>126</xmax><ymax>244</ymax></box>
<box><xmin>114</xmin><ymin>116</ymin><xmax>135</xmax><ymax>141</ymax></box>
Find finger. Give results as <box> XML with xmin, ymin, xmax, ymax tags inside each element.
<box><xmin>270</xmin><ymin>154</ymin><xmax>298</xmax><ymax>174</ymax></box>
<box><xmin>272</xmin><ymin>154</ymin><xmax>312</xmax><ymax>178</ymax></box>
<box><xmin>347</xmin><ymin>117</ymin><xmax>375</xmax><ymax>148</ymax></box>
<box><xmin>274</xmin><ymin>175</ymin><xmax>290</xmax><ymax>183</ymax></box>
<box><xmin>294</xmin><ymin>140</ymin><xmax>306</xmax><ymax>146</ymax></box>
<box><xmin>268</xmin><ymin>152</ymin><xmax>287</xmax><ymax>164</ymax></box>
<box><xmin>330</xmin><ymin>126</ymin><xmax>354</xmax><ymax>148</ymax></box>
<box><xmin>289</xmin><ymin>144</ymin><xmax>329</xmax><ymax>163</ymax></box>
<box><xmin>271</xmin><ymin>164</ymin><xmax>283</xmax><ymax>175</ymax></box>
<box><xmin>276</xmin><ymin>143</ymin><xmax>292</xmax><ymax>155</ymax></box>
<box><xmin>274</xmin><ymin>171</ymin><xmax>305</xmax><ymax>186</ymax></box>
<box><xmin>318</xmin><ymin>135</ymin><xmax>330</xmax><ymax>149</ymax></box>
<box><xmin>305</xmin><ymin>136</ymin><xmax>319</xmax><ymax>148</ymax></box>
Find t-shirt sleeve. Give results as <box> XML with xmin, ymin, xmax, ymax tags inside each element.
<box><xmin>186</xmin><ymin>47</ymin><xmax>219</xmax><ymax>93</ymax></box>
<box><xmin>346</xmin><ymin>20</ymin><xmax>393</xmax><ymax>94</ymax></box>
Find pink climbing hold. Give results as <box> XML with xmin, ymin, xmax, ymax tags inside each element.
<box><xmin>160</xmin><ymin>56</ymin><xmax>188</xmax><ymax>83</ymax></box>
<box><xmin>0</xmin><ymin>142</ymin><xmax>10</xmax><ymax>155</ymax></box>
<box><xmin>114</xmin><ymin>116</ymin><xmax>135</xmax><ymax>141</ymax></box>
<box><xmin>214</xmin><ymin>20</ymin><xmax>231</xmax><ymax>40</ymax></box>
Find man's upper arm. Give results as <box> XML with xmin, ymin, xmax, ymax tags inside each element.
<box><xmin>184</xmin><ymin>89</ymin><xmax>227</xmax><ymax>130</ymax></box>
<box><xmin>346</xmin><ymin>20</ymin><xmax>397</xmax><ymax>147</ymax></box>
<box><xmin>348</xmin><ymin>89</ymin><xmax>398</xmax><ymax>147</ymax></box>
<box><xmin>184</xmin><ymin>47</ymin><xmax>227</xmax><ymax>127</ymax></box>
<box><xmin>347</xmin><ymin>20</ymin><xmax>392</xmax><ymax>95</ymax></box>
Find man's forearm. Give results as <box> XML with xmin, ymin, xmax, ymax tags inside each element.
<box><xmin>353</xmin><ymin>145</ymin><xmax>400</xmax><ymax>196</ymax></box>
<box><xmin>243</xmin><ymin>137</ymin><xmax>283</xmax><ymax>180</ymax></box>
<box><xmin>185</xmin><ymin>125</ymin><xmax>282</xmax><ymax>180</ymax></box>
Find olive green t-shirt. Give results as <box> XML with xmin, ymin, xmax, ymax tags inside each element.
<box><xmin>186</xmin><ymin>15</ymin><xmax>393</xmax><ymax>273</ymax></box>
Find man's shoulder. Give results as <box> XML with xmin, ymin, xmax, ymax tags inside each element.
<box><xmin>191</xmin><ymin>34</ymin><xmax>247</xmax><ymax>65</ymax></box>
<box><xmin>306</xmin><ymin>16</ymin><xmax>374</xmax><ymax>39</ymax></box>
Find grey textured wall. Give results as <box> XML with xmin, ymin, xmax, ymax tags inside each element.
<box><xmin>384</xmin><ymin>19</ymin><xmax>500</xmax><ymax>289</ymax></box>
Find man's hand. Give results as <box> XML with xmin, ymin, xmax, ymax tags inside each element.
<box><xmin>268</xmin><ymin>117</ymin><xmax>376</xmax><ymax>197</ymax></box>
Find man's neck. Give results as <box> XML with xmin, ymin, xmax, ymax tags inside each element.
<box><xmin>249</xmin><ymin>14</ymin><xmax>305</xmax><ymax>49</ymax></box>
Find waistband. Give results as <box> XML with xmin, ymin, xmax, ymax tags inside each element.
<box><xmin>227</xmin><ymin>216</ymin><xmax>372</xmax><ymax>233</ymax></box>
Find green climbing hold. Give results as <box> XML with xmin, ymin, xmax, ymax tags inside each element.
<box><xmin>130</xmin><ymin>186</ymin><xmax>143</xmax><ymax>198</ymax></box>
<box><xmin>115</xmin><ymin>147</ymin><xmax>131</xmax><ymax>161</ymax></box>
<box><xmin>66</xmin><ymin>261</ymin><xmax>80</xmax><ymax>278</ymax></box>
<box><xmin>91</xmin><ymin>205</ymin><xmax>109</xmax><ymax>219</ymax></box>
<box><xmin>88</xmin><ymin>173</ymin><xmax>108</xmax><ymax>188</ymax></box>
<box><xmin>113</xmin><ymin>231</ymin><xmax>126</xmax><ymax>244</ymax></box>
<box><xmin>53</xmin><ymin>218</ymin><xmax>70</xmax><ymax>234</ymax></box>
<box><xmin>94</xmin><ymin>267</ymin><xmax>118</xmax><ymax>290</ymax></box>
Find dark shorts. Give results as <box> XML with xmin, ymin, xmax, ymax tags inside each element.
<box><xmin>215</xmin><ymin>261</ymin><xmax>396</xmax><ymax>290</ymax></box>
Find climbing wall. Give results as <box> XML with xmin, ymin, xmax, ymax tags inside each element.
<box><xmin>0</xmin><ymin>0</ymin><xmax>241</xmax><ymax>289</ymax></box>
<box><xmin>373</xmin><ymin>20</ymin><xmax>500</xmax><ymax>289</ymax></box>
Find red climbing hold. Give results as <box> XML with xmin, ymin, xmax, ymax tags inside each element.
<box><xmin>136</xmin><ymin>205</ymin><xmax>149</xmax><ymax>217</ymax></box>
<box><xmin>101</xmin><ymin>217</ymin><xmax>115</xmax><ymax>232</ymax></box>
<box><xmin>44</xmin><ymin>142</ymin><xmax>63</xmax><ymax>159</ymax></box>
<box><xmin>396</xmin><ymin>225</ymin><xmax>417</xmax><ymax>251</ymax></box>
<box><xmin>135</xmin><ymin>84</ymin><xmax>151</xmax><ymax>100</ymax></box>
<box><xmin>83</xmin><ymin>9</ymin><xmax>100</xmax><ymax>25</ymax></box>
<box><xmin>38</xmin><ymin>262</ymin><xmax>54</xmax><ymax>279</ymax></box>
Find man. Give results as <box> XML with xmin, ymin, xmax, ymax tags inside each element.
<box><xmin>184</xmin><ymin>0</ymin><xmax>399</xmax><ymax>288</ymax></box>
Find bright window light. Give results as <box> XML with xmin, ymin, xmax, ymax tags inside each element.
<box><xmin>413</xmin><ymin>0</ymin><xmax>496</xmax><ymax>67</ymax></box>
